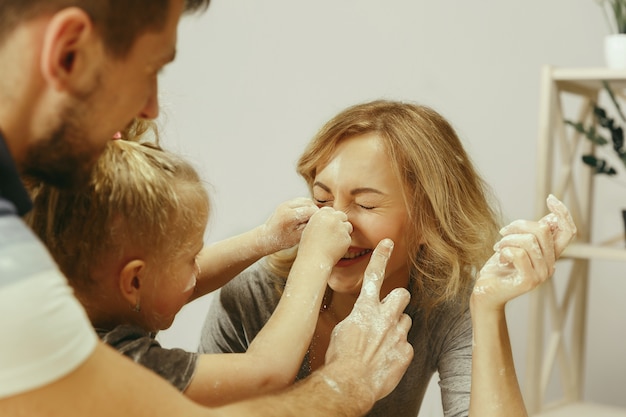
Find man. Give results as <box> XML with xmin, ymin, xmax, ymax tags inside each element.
<box><xmin>0</xmin><ymin>1</ymin><xmax>413</xmax><ymax>416</ymax></box>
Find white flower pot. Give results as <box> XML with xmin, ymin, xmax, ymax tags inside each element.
<box><xmin>605</xmin><ymin>34</ymin><xmax>626</xmax><ymax>69</ymax></box>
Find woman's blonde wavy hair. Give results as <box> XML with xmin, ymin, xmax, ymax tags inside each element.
<box><xmin>267</xmin><ymin>100</ymin><xmax>501</xmax><ymax>314</ymax></box>
<box><xmin>26</xmin><ymin>121</ymin><xmax>209</xmax><ymax>292</ymax></box>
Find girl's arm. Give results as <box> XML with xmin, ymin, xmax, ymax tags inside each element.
<box><xmin>468</xmin><ymin>195</ymin><xmax>576</xmax><ymax>417</ymax></box>
<box><xmin>190</xmin><ymin>197</ymin><xmax>317</xmax><ymax>301</ymax></box>
<box><xmin>185</xmin><ymin>207</ymin><xmax>354</xmax><ymax>406</ymax></box>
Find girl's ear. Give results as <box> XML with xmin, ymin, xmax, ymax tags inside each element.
<box><xmin>40</xmin><ymin>7</ymin><xmax>103</xmax><ymax>94</ymax></box>
<box><xmin>118</xmin><ymin>259</ymin><xmax>146</xmax><ymax>310</ymax></box>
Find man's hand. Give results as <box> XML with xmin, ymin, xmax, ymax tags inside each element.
<box><xmin>323</xmin><ymin>239</ymin><xmax>413</xmax><ymax>404</ymax></box>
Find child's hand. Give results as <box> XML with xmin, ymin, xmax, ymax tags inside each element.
<box><xmin>259</xmin><ymin>197</ymin><xmax>319</xmax><ymax>252</ymax></box>
<box><xmin>298</xmin><ymin>207</ymin><xmax>353</xmax><ymax>267</ymax></box>
<box><xmin>472</xmin><ymin>195</ymin><xmax>577</xmax><ymax>311</ymax></box>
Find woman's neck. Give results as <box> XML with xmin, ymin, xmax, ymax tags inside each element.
<box><xmin>321</xmin><ymin>290</ymin><xmax>357</xmax><ymax>321</ymax></box>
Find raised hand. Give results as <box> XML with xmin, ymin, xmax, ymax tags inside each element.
<box><xmin>258</xmin><ymin>197</ymin><xmax>319</xmax><ymax>253</ymax></box>
<box><xmin>323</xmin><ymin>239</ymin><xmax>413</xmax><ymax>402</ymax></box>
<box><xmin>536</xmin><ymin>194</ymin><xmax>577</xmax><ymax>257</ymax></box>
<box><xmin>472</xmin><ymin>194</ymin><xmax>577</xmax><ymax>310</ymax></box>
<box><xmin>297</xmin><ymin>206</ymin><xmax>353</xmax><ymax>267</ymax></box>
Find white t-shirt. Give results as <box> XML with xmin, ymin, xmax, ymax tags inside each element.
<box><xmin>0</xmin><ymin>216</ymin><xmax>97</xmax><ymax>398</ymax></box>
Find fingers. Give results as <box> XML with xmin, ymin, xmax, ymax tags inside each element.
<box><xmin>494</xmin><ymin>230</ymin><xmax>555</xmax><ymax>277</ymax></box>
<box><xmin>497</xmin><ymin>221</ymin><xmax>555</xmax><ymax>275</ymax></box>
<box><xmin>300</xmin><ymin>207</ymin><xmax>353</xmax><ymax>264</ymax></box>
<box><xmin>498</xmin><ymin>246</ymin><xmax>542</xmax><ymax>288</ymax></box>
<box><xmin>381</xmin><ymin>288</ymin><xmax>411</xmax><ymax>318</ymax></box>
<box><xmin>290</xmin><ymin>200</ymin><xmax>318</xmax><ymax>226</ymax></box>
<box><xmin>543</xmin><ymin>194</ymin><xmax>577</xmax><ymax>257</ymax></box>
<box><xmin>396</xmin><ymin>313</ymin><xmax>414</xmax><ymax>359</ymax></box>
<box><xmin>473</xmin><ymin>196</ymin><xmax>576</xmax><ymax>309</ymax></box>
<box><xmin>398</xmin><ymin>313</ymin><xmax>413</xmax><ymax>335</ymax></box>
<box><xmin>474</xmin><ymin>246</ymin><xmax>543</xmax><ymax>304</ymax></box>
<box><xmin>317</xmin><ymin>206</ymin><xmax>347</xmax><ymax>220</ymax></box>
<box><xmin>359</xmin><ymin>239</ymin><xmax>394</xmax><ymax>300</ymax></box>
<box><xmin>311</xmin><ymin>207</ymin><xmax>352</xmax><ymax>234</ymax></box>
<box><xmin>495</xmin><ymin>195</ymin><xmax>575</xmax><ymax>275</ymax></box>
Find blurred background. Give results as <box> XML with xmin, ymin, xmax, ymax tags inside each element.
<box><xmin>155</xmin><ymin>1</ymin><xmax>626</xmax><ymax>415</ymax></box>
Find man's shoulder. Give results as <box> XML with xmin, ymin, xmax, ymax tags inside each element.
<box><xmin>0</xmin><ymin>195</ymin><xmax>17</xmax><ymax>217</ymax></box>
<box><xmin>0</xmin><ymin>214</ymin><xmax>58</xmax><ymax>288</ymax></box>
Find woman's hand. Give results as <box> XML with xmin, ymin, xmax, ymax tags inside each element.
<box><xmin>472</xmin><ymin>194</ymin><xmax>576</xmax><ymax>311</ymax></box>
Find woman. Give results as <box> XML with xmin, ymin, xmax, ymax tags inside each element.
<box><xmin>199</xmin><ymin>100</ymin><xmax>575</xmax><ymax>417</ymax></box>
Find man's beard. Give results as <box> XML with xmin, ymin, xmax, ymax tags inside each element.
<box><xmin>22</xmin><ymin>95</ymin><xmax>105</xmax><ymax>190</ymax></box>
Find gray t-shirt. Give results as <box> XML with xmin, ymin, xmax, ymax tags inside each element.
<box><xmin>199</xmin><ymin>260</ymin><xmax>472</xmax><ymax>417</ymax></box>
<box><xmin>97</xmin><ymin>324</ymin><xmax>198</xmax><ymax>392</ymax></box>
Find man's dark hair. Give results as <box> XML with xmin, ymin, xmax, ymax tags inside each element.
<box><xmin>0</xmin><ymin>0</ymin><xmax>210</xmax><ymax>57</ymax></box>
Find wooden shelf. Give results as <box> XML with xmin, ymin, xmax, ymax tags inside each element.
<box><xmin>526</xmin><ymin>66</ymin><xmax>626</xmax><ymax>416</ymax></box>
<box><xmin>563</xmin><ymin>242</ymin><xmax>626</xmax><ymax>261</ymax></box>
<box><xmin>550</xmin><ymin>67</ymin><xmax>626</xmax><ymax>93</ymax></box>
<box><xmin>535</xmin><ymin>402</ymin><xmax>626</xmax><ymax>417</ymax></box>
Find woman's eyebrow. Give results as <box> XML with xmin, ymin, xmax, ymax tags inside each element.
<box><xmin>351</xmin><ymin>187</ymin><xmax>385</xmax><ymax>196</ymax></box>
<box><xmin>312</xmin><ymin>181</ymin><xmax>331</xmax><ymax>192</ymax></box>
<box><xmin>313</xmin><ymin>182</ymin><xmax>384</xmax><ymax>196</ymax></box>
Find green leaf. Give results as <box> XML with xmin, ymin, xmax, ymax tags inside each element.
<box><xmin>564</xmin><ymin>119</ymin><xmax>609</xmax><ymax>145</ymax></box>
<box><xmin>603</xmin><ymin>81</ymin><xmax>626</xmax><ymax>122</ymax></box>
<box><xmin>620</xmin><ymin>152</ymin><xmax>626</xmax><ymax>168</ymax></box>
<box><xmin>582</xmin><ymin>154</ymin><xmax>618</xmax><ymax>175</ymax></box>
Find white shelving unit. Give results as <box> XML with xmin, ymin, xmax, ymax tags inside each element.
<box><xmin>535</xmin><ymin>402</ymin><xmax>626</xmax><ymax>417</ymax></box>
<box><xmin>525</xmin><ymin>66</ymin><xmax>626</xmax><ymax>416</ymax></box>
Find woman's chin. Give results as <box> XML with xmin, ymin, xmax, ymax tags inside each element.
<box><xmin>327</xmin><ymin>276</ymin><xmax>363</xmax><ymax>296</ymax></box>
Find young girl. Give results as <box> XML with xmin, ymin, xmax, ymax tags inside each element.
<box><xmin>199</xmin><ymin>100</ymin><xmax>576</xmax><ymax>417</ymax></box>
<box><xmin>26</xmin><ymin>136</ymin><xmax>355</xmax><ymax>407</ymax></box>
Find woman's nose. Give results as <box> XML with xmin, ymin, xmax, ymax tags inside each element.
<box><xmin>332</xmin><ymin>200</ymin><xmax>352</xmax><ymax>217</ymax></box>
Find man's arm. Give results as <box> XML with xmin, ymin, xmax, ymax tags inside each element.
<box><xmin>0</xmin><ymin>342</ymin><xmax>385</xmax><ymax>417</ymax></box>
<box><xmin>1</xmin><ymin>239</ymin><xmax>412</xmax><ymax>417</ymax></box>
<box><xmin>0</xmin><ymin>342</ymin><xmax>214</xmax><ymax>417</ymax></box>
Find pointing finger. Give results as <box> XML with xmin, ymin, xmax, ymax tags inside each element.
<box><xmin>359</xmin><ymin>238</ymin><xmax>394</xmax><ymax>301</ymax></box>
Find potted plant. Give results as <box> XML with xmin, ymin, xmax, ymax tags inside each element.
<box><xmin>565</xmin><ymin>80</ymin><xmax>626</xmax><ymax>242</ymax></box>
<box><xmin>597</xmin><ymin>0</ymin><xmax>626</xmax><ymax>68</ymax></box>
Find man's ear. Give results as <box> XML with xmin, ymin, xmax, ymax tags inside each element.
<box><xmin>119</xmin><ymin>259</ymin><xmax>146</xmax><ymax>308</ymax></box>
<box><xmin>39</xmin><ymin>7</ymin><xmax>102</xmax><ymax>94</ymax></box>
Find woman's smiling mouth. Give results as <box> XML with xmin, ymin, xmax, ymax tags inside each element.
<box><xmin>337</xmin><ymin>248</ymin><xmax>373</xmax><ymax>266</ymax></box>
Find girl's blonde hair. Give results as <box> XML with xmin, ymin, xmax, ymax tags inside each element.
<box><xmin>267</xmin><ymin>100</ymin><xmax>500</xmax><ymax>314</ymax></box>
<box><xmin>26</xmin><ymin>127</ymin><xmax>209</xmax><ymax>292</ymax></box>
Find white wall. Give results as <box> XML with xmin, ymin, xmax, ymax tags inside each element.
<box><xmin>156</xmin><ymin>0</ymin><xmax>626</xmax><ymax>414</ymax></box>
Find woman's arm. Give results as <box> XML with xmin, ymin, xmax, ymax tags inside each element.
<box><xmin>468</xmin><ymin>195</ymin><xmax>576</xmax><ymax>417</ymax></box>
<box><xmin>185</xmin><ymin>206</ymin><xmax>354</xmax><ymax>406</ymax></box>
<box><xmin>190</xmin><ymin>197</ymin><xmax>317</xmax><ymax>300</ymax></box>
